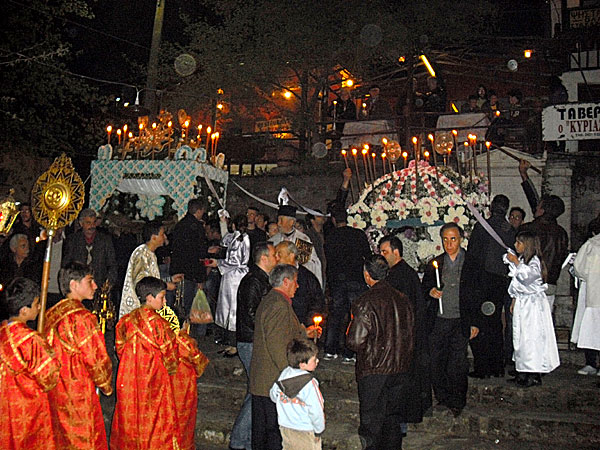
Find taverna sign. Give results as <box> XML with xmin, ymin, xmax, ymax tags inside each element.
<box><xmin>542</xmin><ymin>102</ymin><xmax>600</xmax><ymax>141</ymax></box>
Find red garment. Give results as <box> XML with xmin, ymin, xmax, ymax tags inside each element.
<box><xmin>0</xmin><ymin>321</ymin><xmax>60</xmax><ymax>450</ymax></box>
<box><xmin>173</xmin><ymin>331</ymin><xmax>210</xmax><ymax>450</ymax></box>
<box><xmin>44</xmin><ymin>299</ymin><xmax>113</xmax><ymax>450</ymax></box>
<box><xmin>110</xmin><ymin>306</ymin><xmax>180</xmax><ymax>450</ymax></box>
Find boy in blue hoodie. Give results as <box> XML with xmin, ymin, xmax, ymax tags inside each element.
<box><xmin>270</xmin><ymin>338</ymin><xmax>325</xmax><ymax>449</ymax></box>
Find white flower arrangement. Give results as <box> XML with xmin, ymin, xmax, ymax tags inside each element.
<box><xmin>136</xmin><ymin>195</ymin><xmax>166</xmax><ymax>221</ymax></box>
<box><xmin>347</xmin><ymin>160</ymin><xmax>487</xmax><ymax>270</ymax></box>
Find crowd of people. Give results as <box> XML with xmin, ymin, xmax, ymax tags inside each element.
<box><xmin>1</xmin><ymin>158</ymin><xmax>598</xmax><ymax>450</ymax></box>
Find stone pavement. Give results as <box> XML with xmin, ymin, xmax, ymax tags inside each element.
<box><xmin>99</xmin><ymin>332</ymin><xmax>599</xmax><ymax>449</ymax></box>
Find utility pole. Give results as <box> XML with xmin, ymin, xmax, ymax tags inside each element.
<box><xmin>145</xmin><ymin>0</ymin><xmax>165</xmax><ymax>113</ymax></box>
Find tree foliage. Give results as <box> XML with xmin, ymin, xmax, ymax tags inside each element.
<box><xmin>159</xmin><ymin>0</ymin><xmax>497</xmax><ymax>145</ymax></box>
<box><xmin>0</xmin><ymin>0</ymin><xmax>108</xmax><ymax>156</ymax></box>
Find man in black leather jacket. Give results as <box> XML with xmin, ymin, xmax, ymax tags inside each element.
<box><xmin>346</xmin><ymin>255</ymin><xmax>416</xmax><ymax>450</ymax></box>
<box><xmin>230</xmin><ymin>242</ymin><xmax>278</xmax><ymax>450</ymax></box>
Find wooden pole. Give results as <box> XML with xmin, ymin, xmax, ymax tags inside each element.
<box><xmin>37</xmin><ymin>229</ymin><xmax>54</xmax><ymax>333</ymax></box>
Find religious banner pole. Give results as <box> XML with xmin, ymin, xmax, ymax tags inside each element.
<box><xmin>32</xmin><ymin>154</ymin><xmax>85</xmax><ymax>333</ymax></box>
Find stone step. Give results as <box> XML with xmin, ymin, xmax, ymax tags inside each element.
<box><xmin>196</xmin><ymin>377</ymin><xmax>600</xmax><ymax>448</ymax></box>
<box><xmin>202</xmin><ymin>351</ymin><xmax>600</xmax><ymax>415</ymax></box>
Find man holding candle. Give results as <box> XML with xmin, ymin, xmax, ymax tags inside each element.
<box><xmin>421</xmin><ymin>223</ymin><xmax>479</xmax><ymax>418</ymax></box>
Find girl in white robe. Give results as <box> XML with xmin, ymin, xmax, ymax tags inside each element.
<box><xmin>504</xmin><ymin>231</ymin><xmax>560</xmax><ymax>387</ymax></box>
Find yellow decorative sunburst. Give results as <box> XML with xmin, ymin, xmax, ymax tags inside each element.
<box><xmin>31</xmin><ymin>153</ymin><xmax>85</xmax><ymax>229</ymax></box>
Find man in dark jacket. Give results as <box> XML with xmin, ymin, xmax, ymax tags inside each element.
<box><xmin>170</xmin><ymin>198</ymin><xmax>209</xmax><ymax>325</ymax></box>
<box><xmin>519</xmin><ymin>160</ymin><xmax>569</xmax><ymax>312</ymax></box>
<box><xmin>230</xmin><ymin>242</ymin><xmax>278</xmax><ymax>450</ymax></box>
<box><xmin>421</xmin><ymin>223</ymin><xmax>479</xmax><ymax>418</ymax></box>
<box><xmin>62</xmin><ymin>209</ymin><xmax>118</xmax><ymax>294</ymax></box>
<box><xmin>379</xmin><ymin>236</ymin><xmax>431</xmax><ymax>419</ymax></box>
<box><xmin>323</xmin><ymin>205</ymin><xmax>371</xmax><ymax>362</ymax></box>
<box><xmin>465</xmin><ymin>195</ymin><xmax>516</xmax><ymax>378</ymax></box>
<box><xmin>346</xmin><ymin>255</ymin><xmax>415</xmax><ymax>450</ymax></box>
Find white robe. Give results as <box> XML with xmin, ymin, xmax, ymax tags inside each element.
<box><xmin>572</xmin><ymin>234</ymin><xmax>600</xmax><ymax>351</ymax></box>
<box><xmin>505</xmin><ymin>254</ymin><xmax>560</xmax><ymax>373</ymax></box>
<box><xmin>119</xmin><ymin>244</ymin><xmax>160</xmax><ymax>318</ymax></box>
<box><xmin>215</xmin><ymin>231</ymin><xmax>250</xmax><ymax>331</ymax></box>
<box><xmin>270</xmin><ymin>229</ymin><xmax>323</xmax><ymax>288</ymax></box>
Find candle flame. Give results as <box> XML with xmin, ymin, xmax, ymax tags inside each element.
<box><xmin>123</xmin><ymin>124</ymin><xmax>128</xmax><ymax>132</ymax></box>
<box><xmin>364</xmin><ymin>144</ymin><xmax>370</xmax><ymax>150</ymax></box>
<box><xmin>485</xmin><ymin>141</ymin><xmax>491</xmax><ymax>148</ymax></box>
<box><xmin>433</xmin><ymin>260</ymin><xmax>438</xmax><ymax>269</ymax></box>
<box><xmin>381</xmin><ymin>152</ymin><xmax>386</xmax><ymax>159</ymax></box>
<box><xmin>427</xmin><ymin>134</ymin><xmax>434</xmax><ymax>142</ymax></box>
<box><xmin>412</xmin><ymin>136</ymin><xmax>417</xmax><ymax>145</ymax></box>
<box><xmin>452</xmin><ymin>129</ymin><xmax>458</xmax><ymax>136</ymax></box>
<box><xmin>352</xmin><ymin>148</ymin><xmax>358</xmax><ymax>155</ymax></box>
<box><xmin>128</xmin><ymin>132</ymin><xmax>133</xmax><ymax>138</ymax></box>
<box><xmin>198</xmin><ymin>124</ymin><xmax>203</xmax><ymax>130</ymax></box>
<box><xmin>402</xmin><ymin>151</ymin><xmax>408</xmax><ymax>159</ymax></box>
<box><xmin>424</xmin><ymin>150</ymin><xmax>430</xmax><ymax>158</ymax></box>
<box><xmin>341</xmin><ymin>149</ymin><xmax>347</xmax><ymax>156</ymax></box>
<box><xmin>184</xmin><ymin>120</ymin><xmax>189</xmax><ymax>128</ymax></box>
<box><xmin>117</xmin><ymin>129</ymin><xmax>122</xmax><ymax>135</ymax></box>
<box><xmin>207</xmin><ymin>126</ymin><xmax>212</xmax><ymax>134</ymax></box>
<box><xmin>382</xmin><ymin>137</ymin><xmax>388</xmax><ymax>145</ymax></box>
<box><xmin>168</xmin><ymin>121</ymin><xmax>172</xmax><ymax>127</ymax></box>
<box><xmin>139</xmin><ymin>123</ymin><xmax>144</xmax><ymax>130</ymax></box>
<box><xmin>152</xmin><ymin>122</ymin><xmax>157</xmax><ymax>129</ymax></box>
<box><xmin>371</xmin><ymin>153</ymin><xmax>376</xmax><ymax>158</ymax></box>
<box><xmin>496</xmin><ymin>110</ymin><xmax>501</xmax><ymax>117</ymax></box>
<box><xmin>313</xmin><ymin>315</ymin><xmax>323</xmax><ymax>326</ymax></box>
<box><xmin>106</xmin><ymin>125</ymin><xmax>112</xmax><ymax>133</ymax></box>
<box><xmin>361</xmin><ymin>148</ymin><xmax>368</xmax><ymax>155</ymax></box>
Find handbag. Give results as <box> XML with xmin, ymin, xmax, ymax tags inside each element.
<box><xmin>190</xmin><ymin>289</ymin><xmax>214</xmax><ymax>324</ymax></box>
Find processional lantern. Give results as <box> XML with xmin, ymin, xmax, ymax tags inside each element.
<box><xmin>31</xmin><ymin>153</ymin><xmax>85</xmax><ymax>332</ymax></box>
<box><xmin>0</xmin><ymin>189</ymin><xmax>20</xmax><ymax>235</ymax></box>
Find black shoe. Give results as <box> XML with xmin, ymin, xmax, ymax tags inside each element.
<box><xmin>507</xmin><ymin>368</ymin><xmax>517</xmax><ymax>377</ymax></box>
<box><xmin>491</xmin><ymin>369</ymin><xmax>505</xmax><ymax>378</ymax></box>
<box><xmin>517</xmin><ymin>374</ymin><xmax>542</xmax><ymax>388</ymax></box>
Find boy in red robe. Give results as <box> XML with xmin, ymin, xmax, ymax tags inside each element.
<box><xmin>0</xmin><ymin>277</ymin><xmax>61</xmax><ymax>450</ymax></box>
<box><xmin>110</xmin><ymin>276</ymin><xmax>181</xmax><ymax>450</ymax></box>
<box><xmin>44</xmin><ymin>262</ymin><xmax>113</xmax><ymax>450</ymax></box>
<box><xmin>172</xmin><ymin>321</ymin><xmax>210</xmax><ymax>450</ymax></box>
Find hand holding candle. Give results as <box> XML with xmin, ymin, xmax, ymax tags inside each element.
<box><xmin>432</xmin><ymin>260</ymin><xmax>443</xmax><ymax>315</ymax></box>
<box><xmin>312</xmin><ymin>315</ymin><xmax>323</xmax><ymax>343</ymax></box>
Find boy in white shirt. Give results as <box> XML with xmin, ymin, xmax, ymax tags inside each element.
<box><xmin>270</xmin><ymin>338</ymin><xmax>325</xmax><ymax>450</ymax></box>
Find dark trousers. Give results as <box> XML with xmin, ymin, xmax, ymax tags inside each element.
<box><xmin>251</xmin><ymin>394</ymin><xmax>281</xmax><ymax>450</ymax></box>
<box><xmin>325</xmin><ymin>280</ymin><xmax>367</xmax><ymax>358</ymax></box>
<box><xmin>469</xmin><ymin>273</ymin><xmax>508</xmax><ymax>376</ymax></box>
<box><xmin>429</xmin><ymin>318</ymin><xmax>469</xmax><ymax>409</ymax></box>
<box><xmin>357</xmin><ymin>374</ymin><xmax>405</xmax><ymax>450</ymax></box>
<box><xmin>585</xmin><ymin>349</ymin><xmax>599</xmax><ymax>367</ymax></box>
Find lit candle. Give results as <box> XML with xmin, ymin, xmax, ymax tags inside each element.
<box><xmin>206</xmin><ymin>126</ymin><xmax>212</xmax><ymax>150</ymax></box>
<box><xmin>412</xmin><ymin>136</ymin><xmax>418</xmax><ymax>162</ymax></box>
<box><xmin>106</xmin><ymin>125</ymin><xmax>112</xmax><ymax>144</ymax></box>
<box><xmin>116</xmin><ymin>128</ymin><xmax>122</xmax><ymax>145</ymax></box>
<box><xmin>402</xmin><ymin>151</ymin><xmax>408</xmax><ymax>169</ymax></box>
<box><xmin>361</xmin><ymin>148</ymin><xmax>370</xmax><ymax>184</ymax></box>
<box><xmin>381</xmin><ymin>152</ymin><xmax>387</xmax><ymax>174</ymax></box>
<box><xmin>371</xmin><ymin>152</ymin><xmax>377</xmax><ymax>179</ymax></box>
<box><xmin>423</xmin><ymin>150</ymin><xmax>430</xmax><ymax>161</ymax></box>
<box><xmin>197</xmin><ymin>124</ymin><xmax>203</xmax><ymax>140</ymax></box>
<box><xmin>486</xmin><ymin>141</ymin><xmax>492</xmax><ymax>196</ymax></box>
<box><xmin>341</xmin><ymin>149</ymin><xmax>349</xmax><ymax>169</ymax></box>
<box><xmin>312</xmin><ymin>315</ymin><xmax>323</xmax><ymax>343</ymax></box>
<box><xmin>432</xmin><ymin>260</ymin><xmax>443</xmax><ymax>315</ymax></box>
<box><xmin>214</xmin><ymin>132</ymin><xmax>220</xmax><ymax>154</ymax></box>
<box><xmin>332</xmin><ymin>100</ymin><xmax>337</xmax><ymax>125</ymax></box>
<box><xmin>138</xmin><ymin>123</ymin><xmax>144</xmax><ymax>137</ymax></box>
<box><xmin>465</xmin><ymin>141</ymin><xmax>473</xmax><ymax>183</ymax></box>
<box><xmin>351</xmin><ymin>148</ymin><xmax>362</xmax><ymax>187</ymax></box>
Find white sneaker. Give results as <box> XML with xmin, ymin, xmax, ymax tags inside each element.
<box><xmin>577</xmin><ymin>365</ymin><xmax>598</xmax><ymax>375</ymax></box>
<box><xmin>342</xmin><ymin>357</ymin><xmax>356</xmax><ymax>365</ymax></box>
<box><xmin>323</xmin><ymin>353</ymin><xmax>338</xmax><ymax>361</ymax></box>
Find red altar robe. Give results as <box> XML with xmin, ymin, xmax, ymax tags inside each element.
<box><xmin>44</xmin><ymin>299</ymin><xmax>113</xmax><ymax>450</ymax></box>
<box><xmin>110</xmin><ymin>305</ymin><xmax>181</xmax><ymax>450</ymax></box>
<box><xmin>173</xmin><ymin>330</ymin><xmax>210</xmax><ymax>450</ymax></box>
<box><xmin>0</xmin><ymin>321</ymin><xmax>61</xmax><ymax>450</ymax></box>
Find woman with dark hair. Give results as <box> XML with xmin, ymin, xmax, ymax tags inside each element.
<box><xmin>213</xmin><ymin>213</ymin><xmax>250</xmax><ymax>356</ymax></box>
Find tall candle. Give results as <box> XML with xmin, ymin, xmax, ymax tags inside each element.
<box><xmin>432</xmin><ymin>260</ymin><xmax>443</xmax><ymax>315</ymax></box>
<box><xmin>402</xmin><ymin>151</ymin><xmax>408</xmax><ymax>169</ymax></box>
<box><xmin>351</xmin><ymin>148</ymin><xmax>363</xmax><ymax>187</ymax></box>
<box><xmin>206</xmin><ymin>126</ymin><xmax>212</xmax><ymax>150</ymax></box>
<box><xmin>361</xmin><ymin>148</ymin><xmax>370</xmax><ymax>184</ymax></box>
<box><xmin>106</xmin><ymin>125</ymin><xmax>112</xmax><ymax>144</ymax></box>
<box><xmin>486</xmin><ymin>141</ymin><xmax>492</xmax><ymax>196</ymax></box>
<box><xmin>214</xmin><ymin>132</ymin><xmax>220</xmax><ymax>155</ymax></box>
<box><xmin>381</xmin><ymin>152</ymin><xmax>387</xmax><ymax>174</ymax></box>
<box><xmin>412</xmin><ymin>136</ymin><xmax>418</xmax><ymax>162</ymax></box>
<box><xmin>371</xmin><ymin>152</ymin><xmax>377</xmax><ymax>180</ymax></box>
<box><xmin>116</xmin><ymin>129</ymin><xmax>122</xmax><ymax>145</ymax></box>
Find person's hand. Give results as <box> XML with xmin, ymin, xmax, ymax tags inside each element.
<box><xmin>519</xmin><ymin>159</ymin><xmax>530</xmax><ymax>181</ymax></box>
<box><xmin>507</xmin><ymin>252</ymin><xmax>519</xmax><ymax>265</ymax></box>
<box><xmin>510</xmin><ymin>298</ymin><xmax>515</xmax><ymax>315</ymax></box>
<box><xmin>429</xmin><ymin>287</ymin><xmax>442</xmax><ymax>299</ymax></box>
<box><xmin>206</xmin><ymin>258</ymin><xmax>218</xmax><ymax>268</ymax></box>
<box><xmin>342</xmin><ymin>167</ymin><xmax>352</xmax><ymax>182</ymax></box>
<box><xmin>469</xmin><ymin>326</ymin><xmax>479</xmax><ymax>340</ymax></box>
<box><xmin>167</xmin><ymin>281</ymin><xmax>177</xmax><ymax>291</ymax></box>
<box><xmin>305</xmin><ymin>325</ymin><xmax>322</xmax><ymax>339</ymax></box>
<box><xmin>208</xmin><ymin>246</ymin><xmax>220</xmax><ymax>254</ymax></box>
<box><xmin>172</xmin><ymin>273</ymin><xmax>184</xmax><ymax>283</ymax></box>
